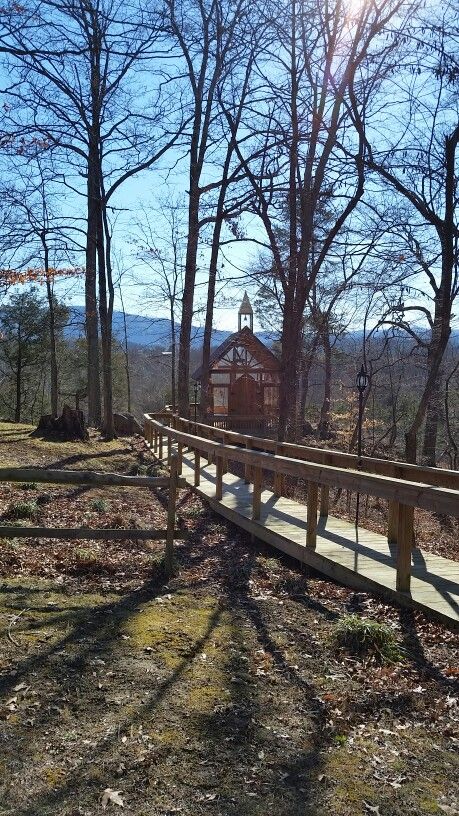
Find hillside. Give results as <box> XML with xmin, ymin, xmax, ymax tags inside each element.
<box><xmin>66</xmin><ymin>306</ymin><xmax>275</xmax><ymax>349</ymax></box>
<box><xmin>0</xmin><ymin>424</ymin><xmax>457</xmax><ymax>816</ymax></box>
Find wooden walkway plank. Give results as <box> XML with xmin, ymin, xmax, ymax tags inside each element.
<box><xmin>174</xmin><ymin>450</ymin><xmax>459</xmax><ymax>628</ymax></box>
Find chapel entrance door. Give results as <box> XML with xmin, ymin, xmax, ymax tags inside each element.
<box><xmin>229</xmin><ymin>374</ymin><xmax>261</xmax><ymax>416</ymax></box>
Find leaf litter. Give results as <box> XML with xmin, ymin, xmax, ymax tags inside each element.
<box><xmin>0</xmin><ymin>424</ymin><xmax>456</xmax><ymax>815</ymax></box>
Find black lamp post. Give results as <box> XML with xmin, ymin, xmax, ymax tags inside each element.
<box><xmin>355</xmin><ymin>364</ymin><xmax>370</xmax><ymax>530</ymax></box>
<box><xmin>191</xmin><ymin>380</ymin><xmax>200</xmax><ymax>423</ymax></box>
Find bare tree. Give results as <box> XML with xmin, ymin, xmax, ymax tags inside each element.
<box><xmin>1</xmin><ymin>0</ymin><xmax>184</xmax><ymax>435</ymax></box>
<box><xmin>162</xmin><ymin>0</ymin><xmax>255</xmax><ymax>415</ymax></box>
<box><xmin>221</xmin><ymin>0</ymin><xmax>411</xmax><ymax>440</ymax></box>
<box><xmin>350</xmin><ymin>4</ymin><xmax>459</xmax><ymax>462</ymax></box>
<box><xmin>131</xmin><ymin>202</ymin><xmax>186</xmax><ymax>411</ymax></box>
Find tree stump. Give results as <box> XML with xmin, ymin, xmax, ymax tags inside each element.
<box><xmin>34</xmin><ymin>404</ymin><xmax>89</xmax><ymax>441</ymax></box>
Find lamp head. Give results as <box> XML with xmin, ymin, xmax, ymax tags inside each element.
<box><xmin>356</xmin><ymin>364</ymin><xmax>370</xmax><ymax>392</ymax></box>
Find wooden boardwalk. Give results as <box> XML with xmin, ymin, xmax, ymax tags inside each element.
<box><xmin>176</xmin><ymin>449</ymin><xmax>459</xmax><ymax>629</ymax></box>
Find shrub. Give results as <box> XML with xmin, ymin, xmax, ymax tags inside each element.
<box><xmin>332</xmin><ymin>614</ymin><xmax>403</xmax><ymax>663</ymax></box>
<box><xmin>19</xmin><ymin>482</ymin><xmax>38</xmax><ymax>491</ymax></box>
<box><xmin>6</xmin><ymin>501</ymin><xmax>38</xmax><ymax>520</ymax></box>
<box><xmin>91</xmin><ymin>498</ymin><xmax>109</xmax><ymax>512</ymax></box>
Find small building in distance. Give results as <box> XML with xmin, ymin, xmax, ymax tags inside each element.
<box><xmin>193</xmin><ymin>293</ymin><xmax>280</xmax><ymax>433</ymax></box>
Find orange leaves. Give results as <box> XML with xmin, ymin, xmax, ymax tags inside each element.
<box><xmin>1</xmin><ymin>266</ymin><xmax>83</xmax><ymax>285</ymax></box>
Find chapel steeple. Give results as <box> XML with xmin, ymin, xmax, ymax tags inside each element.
<box><xmin>238</xmin><ymin>291</ymin><xmax>253</xmax><ymax>332</ymax></box>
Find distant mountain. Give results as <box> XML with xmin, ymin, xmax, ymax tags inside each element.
<box><xmin>65</xmin><ymin>306</ymin><xmax>459</xmax><ymax>349</ymax></box>
<box><xmin>65</xmin><ymin>306</ymin><xmax>276</xmax><ymax>349</ymax></box>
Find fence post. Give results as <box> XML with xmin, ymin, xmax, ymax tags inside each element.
<box><xmin>216</xmin><ymin>456</ymin><xmax>223</xmax><ymax>500</ymax></box>
<box><xmin>252</xmin><ymin>466</ymin><xmax>262</xmax><ymax>520</ymax></box>
<box><xmin>165</xmin><ymin>453</ymin><xmax>179</xmax><ymax>578</ymax></box>
<box><xmin>245</xmin><ymin>439</ymin><xmax>253</xmax><ymax>483</ymax></box>
<box><xmin>396</xmin><ymin>503</ymin><xmax>414</xmax><ymax>592</ymax></box>
<box><xmin>274</xmin><ymin>444</ymin><xmax>284</xmax><ymax>497</ymax></box>
<box><xmin>167</xmin><ymin>434</ymin><xmax>172</xmax><ymax>465</ymax></box>
<box><xmin>320</xmin><ymin>485</ymin><xmax>329</xmax><ymax>518</ymax></box>
<box><xmin>159</xmin><ymin>432</ymin><xmax>163</xmax><ymax>461</ymax></box>
<box><xmin>222</xmin><ymin>434</ymin><xmax>228</xmax><ymax>475</ymax></box>
<box><xmin>177</xmin><ymin>442</ymin><xmax>183</xmax><ymax>475</ymax></box>
<box><xmin>194</xmin><ymin>449</ymin><xmax>200</xmax><ymax>486</ymax></box>
<box><xmin>205</xmin><ymin>429</ymin><xmax>212</xmax><ymax>465</ymax></box>
<box><xmin>388</xmin><ymin>500</ymin><xmax>399</xmax><ymax>544</ymax></box>
<box><xmin>306</xmin><ymin>482</ymin><xmax>318</xmax><ymax>549</ymax></box>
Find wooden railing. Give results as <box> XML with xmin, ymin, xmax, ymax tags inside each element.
<box><xmin>0</xmin><ymin>460</ymin><xmax>186</xmax><ymax>576</ymax></box>
<box><xmin>208</xmin><ymin>414</ymin><xmax>278</xmax><ymax>433</ymax></box>
<box><xmin>143</xmin><ymin>412</ymin><xmax>459</xmax><ymax>593</ymax></box>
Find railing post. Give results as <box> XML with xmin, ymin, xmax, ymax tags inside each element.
<box><xmin>388</xmin><ymin>500</ymin><xmax>399</xmax><ymax>544</ymax></box>
<box><xmin>205</xmin><ymin>429</ymin><xmax>212</xmax><ymax>465</ymax></box>
<box><xmin>219</xmin><ymin>433</ymin><xmax>227</xmax><ymax>475</ymax></box>
<box><xmin>194</xmin><ymin>449</ymin><xmax>200</xmax><ymax>486</ymax></box>
<box><xmin>274</xmin><ymin>444</ymin><xmax>284</xmax><ymax>497</ymax></box>
<box><xmin>252</xmin><ymin>466</ymin><xmax>262</xmax><ymax>521</ymax></box>
<box><xmin>159</xmin><ymin>432</ymin><xmax>163</xmax><ymax>461</ymax></box>
<box><xmin>177</xmin><ymin>442</ymin><xmax>183</xmax><ymax>475</ymax></box>
<box><xmin>153</xmin><ymin>427</ymin><xmax>158</xmax><ymax>454</ymax></box>
<box><xmin>245</xmin><ymin>439</ymin><xmax>253</xmax><ymax>483</ymax></box>
<box><xmin>216</xmin><ymin>455</ymin><xmax>223</xmax><ymax>500</ymax></box>
<box><xmin>396</xmin><ymin>503</ymin><xmax>414</xmax><ymax>592</ymax></box>
<box><xmin>306</xmin><ymin>482</ymin><xmax>318</xmax><ymax>549</ymax></box>
<box><xmin>320</xmin><ymin>485</ymin><xmax>329</xmax><ymax>518</ymax></box>
<box><xmin>167</xmin><ymin>433</ymin><xmax>172</xmax><ymax>465</ymax></box>
<box><xmin>165</xmin><ymin>453</ymin><xmax>179</xmax><ymax>578</ymax></box>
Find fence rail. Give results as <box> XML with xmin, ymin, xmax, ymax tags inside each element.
<box><xmin>144</xmin><ymin>412</ymin><xmax>459</xmax><ymax>593</ymax></box>
<box><xmin>0</xmin><ymin>459</ymin><xmax>185</xmax><ymax>575</ymax></box>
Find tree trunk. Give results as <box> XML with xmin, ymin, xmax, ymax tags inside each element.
<box><xmin>178</xmin><ymin>185</ymin><xmax>200</xmax><ymax>417</ymax></box>
<box><xmin>404</xmin><ymin>129</ymin><xmax>456</xmax><ymax>463</ymax></box>
<box><xmin>86</xmin><ymin>143</ymin><xmax>102</xmax><ymax>427</ymax></box>
<box><xmin>118</xmin><ymin>283</ymin><xmax>131</xmax><ymax>414</ymax></box>
<box><xmin>170</xmin><ymin>304</ymin><xmax>176</xmax><ymax>412</ymax></box>
<box><xmin>278</xmin><ymin>301</ymin><xmax>302</xmax><ymax>441</ymax></box>
<box><xmin>318</xmin><ymin>330</ymin><xmax>332</xmax><ymax>439</ymax></box>
<box><xmin>421</xmin><ymin>371</ymin><xmax>443</xmax><ymax>466</ymax></box>
<box><xmin>14</xmin><ymin>333</ymin><xmax>21</xmax><ymax>423</ymax></box>
<box><xmin>43</xmin><ymin>241</ymin><xmax>58</xmax><ymax>418</ymax></box>
<box><xmin>201</xmin><ymin>212</ymin><xmax>224</xmax><ymax>420</ymax></box>
<box><xmin>404</xmin><ymin>279</ymin><xmax>452</xmax><ymax>464</ymax></box>
<box><xmin>98</xmin><ymin>196</ymin><xmax>115</xmax><ymax>440</ymax></box>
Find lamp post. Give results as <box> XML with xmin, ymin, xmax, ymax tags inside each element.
<box><xmin>191</xmin><ymin>380</ymin><xmax>200</xmax><ymax>424</ymax></box>
<box><xmin>355</xmin><ymin>363</ymin><xmax>370</xmax><ymax>531</ymax></box>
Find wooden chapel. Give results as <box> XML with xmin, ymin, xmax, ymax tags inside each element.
<box><xmin>193</xmin><ymin>293</ymin><xmax>280</xmax><ymax>432</ymax></box>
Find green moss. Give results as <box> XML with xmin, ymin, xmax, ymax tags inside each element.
<box><xmin>324</xmin><ymin>745</ymin><xmax>377</xmax><ymax>811</ymax></box>
<box><xmin>186</xmin><ymin>682</ymin><xmax>229</xmax><ymax>713</ymax></box>
<box><xmin>43</xmin><ymin>767</ymin><xmax>66</xmax><ymax>788</ymax></box>
<box><xmin>122</xmin><ymin>592</ymin><xmax>234</xmax><ymax>670</ymax></box>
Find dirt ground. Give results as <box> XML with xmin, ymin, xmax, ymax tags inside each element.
<box><xmin>0</xmin><ymin>422</ymin><xmax>457</xmax><ymax>816</ymax></box>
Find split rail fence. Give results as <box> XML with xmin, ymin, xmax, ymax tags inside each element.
<box><xmin>0</xmin><ymin>459</ymin><xmax>185</xmax><ymax>575</ymax></box>
<box><xmin>144</xmin><ymin>412</ymin><xmax>459</xmax><ymax>593</ymax></box>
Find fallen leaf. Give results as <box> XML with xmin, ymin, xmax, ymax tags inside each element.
<box><xmin>363</xmin><ymin>803</ymin><xmax>380</xmax><ymax>816</ymax></box>
<box><xmin>101</xmin><ymin>788</ymin><xmax>124</xmax><ymax>808</ymax></box>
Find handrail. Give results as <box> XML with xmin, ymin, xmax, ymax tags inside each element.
<box><xmin>143</xmin><ymin>413</ymin><xmax>459</xmax><ymax>594</ymax></box>
<box><xmin>173</xmin><ymin>416</ymin><xmax>459</xmax><ymax>490</ymax></box>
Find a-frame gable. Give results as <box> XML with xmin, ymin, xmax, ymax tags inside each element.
<box><xmin>192</xmin><ymin>326</ymin><xmax>279</xmax><ymax>380</ymax></box>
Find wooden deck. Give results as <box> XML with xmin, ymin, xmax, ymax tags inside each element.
<box><xmin>175</xmin><ymin>449</ymin><xmax>459</xmax><ymax>629</ymax></box>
